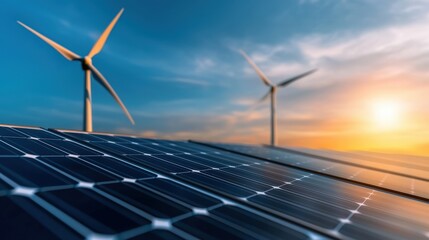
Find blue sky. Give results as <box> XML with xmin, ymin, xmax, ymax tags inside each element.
<box><xmin>2</xmin><ymin>0</ymin><xmax>429</xmax><ymax>153</ymax></box>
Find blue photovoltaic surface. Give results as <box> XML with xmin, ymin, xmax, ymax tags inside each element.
<box><xmin>0</xmin><ymin>125</ymin><xmax>324</xmax><ymax>240</ymax></box>
<box><xmin>277</xmin><ymin>146</ymin><xmax>429</xmax><ymax>180</ymax></box>
<box><xmin>60</xmin><ymin>130</ymin><xmax>429</xmax><ymax>240</ymax></box>
<box><xmin>203</xmin><ymin>142</ymin><xmax>429</xmax><ymax>200</ymax></box>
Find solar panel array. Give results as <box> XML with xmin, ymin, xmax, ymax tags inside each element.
<box><xmin>1</xmin><ymin>124</ymin><xmax>428</xmax><ymax>239</ymax></box>
<box><xmin>0</xmin><ymin>125</ymin><xmax>322</xmax><ymax>239</ymax></box>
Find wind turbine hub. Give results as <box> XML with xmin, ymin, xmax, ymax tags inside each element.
<box><xmin>84</xmin><ymin>57</ymin><xmax>92</xmax><ymax>65</ymax></box>
<box><xmin>82</xmin><ymin>57</ymin><xmax>92</xmax><ymax>70</ymax></box>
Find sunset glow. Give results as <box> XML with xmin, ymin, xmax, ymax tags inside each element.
<box><xmin>371</xmin><ymin>100</ymin><xmax>402</xmax><ymax>130</ymax></box>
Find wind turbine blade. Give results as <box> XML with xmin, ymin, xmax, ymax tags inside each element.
<box><xmin>258</xmin><ymin>90</ymin><xmax>271</xmax><ymax>104</ymax></box>
<box><xmin>277</xmin><ymin>69</ymin><xmax>317</xmax><ymax>87</ymax></box>
<box><xmin>247</xmin><ymin>90</ymin><xmax>271</xmax><ymax>111</ymax></box>
<box><xmin>88</xmin><ymin>8</ymin><xmax>124</xmax><ymax>58</ymax></box>
<box><xmin>239</xmin><ymin>49</ymin><xmax>273</xmax><ymax>87</ymax></box>
<box><xmin>17</xmin><ymin>21</ymin><xmax>81</xmax><ymax>61</ymax></box>
<box><xmin>88</xmin><ymin>64</ymin><xmax>135</xmax><ymax>125</ymax></box>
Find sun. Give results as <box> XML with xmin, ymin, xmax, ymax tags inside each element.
<box><xmin>371</xmin><ymin>100</ymin><xmax>402</xmax><ymax>130</ymax></box>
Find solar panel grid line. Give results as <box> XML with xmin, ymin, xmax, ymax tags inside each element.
<box><xmin>58</xmin><ymin>130</ymin><xmax>342</xmax><ymax>239</ymax></box>
<box><xmin>193</xmin><ymin>141</ymin><xmax>429</xmax><ymax>203</ymax></box>
<box><xmin>48</xmin><ymin>128</ymin><xmax>328</xmax><ymax>240</ymax></box>
<box><xmin>269</xmin><ymin>146</ymin><xmax>429</xmax><ymax>182</ymax></box>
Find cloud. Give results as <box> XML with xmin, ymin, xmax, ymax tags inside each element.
<box><xmin>194</xmin><ymin>57</ymin><xmax>216</xmax><ymax>72</ymax></box>
<box><xmin>232</xmin><ymin>98</ymin><xmax>257</xmax><ymax>106</ymax></box>
<box><xmin>152</xmin><ymin>76</ymin><xmax>212</xmax><ymax>87</ymax></box>
<box><xmin>298</xmin><ymin>0</ymin><xmax>320</xmax><ymax>5</ymax></box>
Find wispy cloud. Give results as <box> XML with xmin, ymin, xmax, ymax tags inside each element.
<box><xmin>152</xmin><ymin>76</ymin><xmax>212</xmax><ymax>87</ymax></box>
<box><xmin>194</xmin><ymin>57</ymin><xmax>216</xmax><ymax>72</ymax></box>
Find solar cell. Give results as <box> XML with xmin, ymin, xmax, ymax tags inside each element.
<box><xmin>0</xmin><ymin>126</ymin><xmax>27</xmax><ymax>137</ymax></box>
<box><xmin>16</xmin><ymin>127</ymin><xmax>63</xmax><ymax>140</ymax></box>
<box><xmin>59</xmin><ymin>130</ymin><xmax>429</xmax><ymax>239</ymax></box>
<box><xmin>1</xmin><ymin>138</ymin><xmax>67</xmax><ymax>156</ymax></box>
<box><xmin>0</xmin><ymin>195</ymin><xmax>80</xmax><ymax>239</ymax></box>
<box><xmin>0</xmin><ymin>140</ymin><xmax>26</xmax><ymax>155</ymax></box>
<box><xmin>0</xmin><ymin>125</ymin><xmax>322</xmax><ymax>239</ymax></box>
<box><xmin>0</xmin><ymin>178</ymin><xmax>12</xmax><ymax>191</ymax></box>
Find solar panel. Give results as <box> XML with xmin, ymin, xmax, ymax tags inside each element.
<box><xmin>58</xmin><ymin>129</ymin><xmax>429</xmax><ymax>240</ymax></box>
<box><xmin>0</xmin><ymin>125</ymin><xmax>323</xmax><ymax>239</ymax></box>
<box><xmin>278</xmin><ymin>146</ymin><xmax>429</xmax><ymax>180</ymax></box>
<box><xmin>201</xmin><ymin>142</ymin><xmax>429</xmax><ymax>201</ymax></box>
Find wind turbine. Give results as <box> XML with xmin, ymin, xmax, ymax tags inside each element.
<box><xmin>18</xmin><ymin>8</ymin><xmax>134</xmax><ymax>132</ymax></box>
<box><xmin>240</xmin><ymin>50</ymin><xmax>317</xmax><ymax>146</ymax></box>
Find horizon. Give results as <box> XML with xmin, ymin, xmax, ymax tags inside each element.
<box><xmin>3</xmin><ymin>0</ymin><xmax>429</xmax><ymax>155</ymax></box>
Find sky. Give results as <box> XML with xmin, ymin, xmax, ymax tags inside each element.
<box><xmin>2</xmin><ymin>0</ymin><xmax>429</xmax><ymax>155</ymax></box>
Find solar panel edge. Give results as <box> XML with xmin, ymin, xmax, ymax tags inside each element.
<box><xmin>47</xmin><ymin>128</ymin><xmax>330</xmax><ymax>239</ymax></box>
<box><xmin>267</xmin><ymin>145</ymin><xmax>429</xmax><ymax>182</ymax></box>
<box><xmin>190</xmin><ymin>141</ymin><xmax>429</xmax><ymax>204</ymax></box>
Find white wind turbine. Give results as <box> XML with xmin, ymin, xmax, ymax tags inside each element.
<box><xmin>240</xmin><ymin>50</ymin><xmax>317</xmax><ymax>146</ymax></box>
<box><xmin>18</xmin><ymin>8</ymin><xmax>134</xmax><ymax>132</ymax></box>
